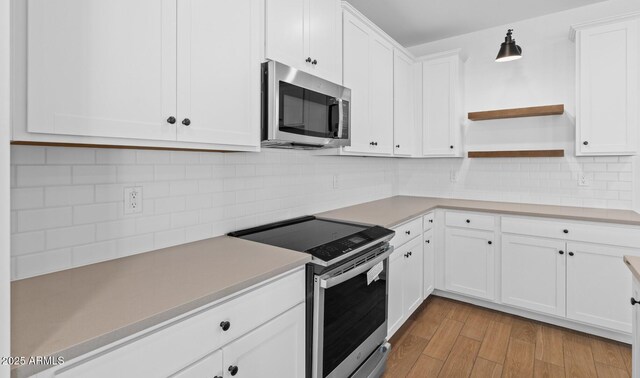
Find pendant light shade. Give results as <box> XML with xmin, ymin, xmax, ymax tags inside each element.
<box><xmin>496</xmin><ymin>29</ymin><xmax>522</xmax><ymax>62</ymax></box>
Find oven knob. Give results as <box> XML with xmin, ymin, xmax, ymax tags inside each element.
<box><xmin>220</xmin><ymin>321</ymin><xmax>231</xmax><ymax>331</ymax></box>
<box><xmin>228</xmin><ymin>365</ymin><xmax>239</xmax><ymax>376</ymax></box>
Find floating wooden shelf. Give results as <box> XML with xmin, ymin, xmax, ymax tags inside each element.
<box><xmin>468</xmin><ymin>149</ymin><xmax>565</xmax><ymax>158</ymax></box>
<box><xmin>468</xmin><ymin>104</ymin><xmax>564</xmax><ymax>121</ymax></box>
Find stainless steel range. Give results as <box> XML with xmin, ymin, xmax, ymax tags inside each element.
<box><xmin>229</xmin><ymin>216</ymin><xmax>395</xmax><ymax>378</ymax></box>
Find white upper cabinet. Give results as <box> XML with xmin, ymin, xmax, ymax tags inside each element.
<box><xmin>27</xmin><ymin>0</ymin><xmax>177</xmax><ymax>142</ymax></box>
<box><xmin>393</xmin><ymin>50</ymin><xmax>417</xmax><ymax>157</ymax></box>
<box><xmin>22</xmin><ymin>0</ymin><xmax>260</xmax><ymax>150</ymax></box>
<box><xmin>342</xmin><ymin>8</ymin><xmax>393</xmax><ymax>156</ymax></box>
<box><xmin>420</xmin><ymin>50</ymin><xmax>464</xmax><ymax>157</ymax></box>
<box><xmin>572</xmin><ymin>16</ymin><xmax>640</xmax><ymax>156</ymax></box>
<box><xmin>265</xmin><ymin>0</ymin><xmax>341</xmax><ymax>84</ymax></box>
<box><xmin>176</xmin><ymin>0</ymin><xmax>260</xmax><ymax>148</ymax></box>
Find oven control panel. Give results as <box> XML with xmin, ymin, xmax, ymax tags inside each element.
<box><xmin>306</xmin><ymin>226</ymin><xmax>394</xmax><ymax>262</ymax></box>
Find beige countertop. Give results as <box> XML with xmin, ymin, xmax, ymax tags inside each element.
<box><xmin>11</xmin><ymin>236</ymin><xmax>310</xmax><ymax>377</ymax></box>
<box><xmin>625</xmin><ymin>256</ymin><xmax>640</xmax><ymax>282</ymax></box>
<box><xmin>318</xmin><ymin>196</ymin><xmax>640</xmax><ymax>228</ymax></box>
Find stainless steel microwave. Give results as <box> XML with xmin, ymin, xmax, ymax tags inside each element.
<box><xmin>261</xmin><ymin>61</ymin><xmax>351</xmax><ymax>149</ymax></box>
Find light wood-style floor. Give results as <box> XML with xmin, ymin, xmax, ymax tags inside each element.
<box><xmin>383</xmin><ymin>296</ymin><xmax>632</xmax><ymax>378</ymax></box>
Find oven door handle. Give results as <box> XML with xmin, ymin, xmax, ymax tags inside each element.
<box><xmin>319</xmin><ymin>246</ymin><xmax>394</xmax><ymax>289</ymax></box>
<box><xmin>336</xmin><ymin>98</ymin><xmax>344</xmax><ymax>139</ymax></box>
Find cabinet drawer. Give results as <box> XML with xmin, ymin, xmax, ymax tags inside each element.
<box><xmin>502</xmin><ymin>216</ymin><xmax>640</xmax><ymax>248</ymax></box>
<box><xmin>56</xmin><ymin>269</ymin><xmax>305</xmax><ymax>378</ymax></box>
<box><xmin>423</xmin><ymin>212</ymin><xmax>435</xmax><ymax>231</ymax></box>
<box><xmin>445</xmin><ymin>211</ymin><xmax>495</xmax><ymax>231</ymax></box>
<box><xmin>391</xmin><ymin>217</ymin><xmax>423</xmax><ymax>247</ymax></box>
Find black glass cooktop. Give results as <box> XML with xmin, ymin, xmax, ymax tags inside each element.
<box><xmin>228</xmin><ymin>216</ymin><xmax>394</xmax><ymax>263</ymax></box>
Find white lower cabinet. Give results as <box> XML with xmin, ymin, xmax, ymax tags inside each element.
<box><xmin>222</xmin><ymin>303</ymin><xmax>305</xmax><ymax>378</ymax></box>
<box><xmin>566</xmin><ymin>242</ymin><xmax>636</xmax><ymax>333</ymax></box>
<box><xmin>632</xmin><ymin>276</ymin><xmax>640</xmax><ymax>377</ymax></box>
<box><xmin>387</xmin><ymin>236</ymin><xmax>423</xmax><ymax>337</ymax></box>
<box><xmin>423</xmin><ymin>228</ymin><xmax>435</xmax><ymax>297</ymax></box>
<box><xmin>501</xmin><ymin>234</ymin><xmax>566</xmax><ymax>317</ymax></box>
<box><xmin>444</xmin><ymin>227</ymin><xmax>495</xmax><ymax>301</ymax></box>
<box><xmin>42</xmin><ymin>269</ymin><xmax>305</xmax><ymax>378</ymax></box>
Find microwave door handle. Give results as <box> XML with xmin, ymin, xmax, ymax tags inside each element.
<box><xmin>337</xmin><ymin>98</ymin><xmax>344</xmax><ymax>139</ymax></box>
<box><xmin>319</xmin><ymin>246</ymin><xmax>394</xmax><ymax>289</ymax></box>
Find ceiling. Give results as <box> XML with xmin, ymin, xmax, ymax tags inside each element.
<box><xmin>346</xmin><ymin>0</ymin><xmax>609</xmax><ymax>47</ymax></box>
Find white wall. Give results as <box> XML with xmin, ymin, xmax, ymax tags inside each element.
<box><xmin>400</xmin><ymin>0</ymin><xmax>640</xmax><ymax>206</ymax></box>
<box><xmin>10</xmin><ymin>147</ymin><xmax>397</xmax><ymax>279</ymax></box>
<box><xmin>0</xmin><ymin>0</ymin><xmax>10</xmax><ymax>372</ymax></box>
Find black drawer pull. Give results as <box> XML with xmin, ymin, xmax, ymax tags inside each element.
<box><xmin>229</xmin><ymin>366</ymin><xmax>239</xmax><ymax>376</ymax></box>
<box><xmin>425</xmin><ymin>240</ymin><xmax>430</xmax><ymax>244</ymax></box>
<box><xmin>631</xmin><ymin>297</ymin><xmax>640</xmax><ymax>306</ymax></box>
<box><xmin>563</xmin><ymin>229</ymin><xmax>569</xmax><ymax>234</ymax></box>
<box><xmin>487</xmin><ymin>241</ymin><xmax>492</xmax><ymax>245</ymax></box>
<box><xmin>559</xmin><ymin>250</ymin><xmax>564</xmax><ymax>255</ymax></box>
<box><xmin>220</xmin><ymin>321</ymin><xmax>231</xmax><ymax>331</ymax></box>
<box><xmin>466</xmin><ymin>219</ymin><xmax>471</xmax><ymax>223</ymax></box>
<box><xmin>568</xmin><ymin>252</ymin><xmax>574</xmax><ymax>256</ymax></box>
<box><xmin>405</xmin><ymin>230</ymin><xmax>411</xmax><ymax>235</ymax></box>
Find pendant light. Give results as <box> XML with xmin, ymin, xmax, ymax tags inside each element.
<box><xmin>495</xmin><ymin>29</ymin><xmax>522</xmax><ymax>62</ymax></box>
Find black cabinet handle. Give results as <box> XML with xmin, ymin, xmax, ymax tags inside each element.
<box><xmin>429</xmin><ymin>219</ymin><xmax>433</xmax><ymax>223</ymax></box>
<box><xmin>166</xmin><ymin>116</ymin><xmax>176</xmax><ymax>124</ymax></box>
<box><xmin>405</xmin><ymin>230</ymin><xmax>411</xmax><ymax>235</ymax></box>
<box><xmin>396</xmin><ymin>144</ymin><xmax>400</xmax><ymax>148</ymax></box>
<box><xmin>563</xmin><ymin>229</ymin><xmax>569</xmax><ymax>234</ymax></box>
<box><xmin>488</xmin><ymin>241</ymin><xmax>492</xmax><ymax>245</ymax></box>
<box><xmin>559</xmin><ymin>250</ymin><xmax>564</xmax><ymax>255</ymax></box>
<box><xmin>568</xmin><ymin>252</ymin><xmax>574</xmax><ymax>256</ymax></box>
<box><xmin>450</xmin><ymin>145</ymin><xmax>454</xmax><ymax>149</ymax></box>
<box><xmin>404</xmin><ymin>253</ymin><xmax>409</xmax><ymax>258</ymax></box>
<box><xmin>220</xmin><ymin>321</ymin><xmax>231</xmax><ymax>331</ymax></box>
<box><xmin>631</xmin><ymin>297</ymin><xmax>640</xmax><ymax>306</ymax></box>
<box><xmin>229</xmin><ymin>366</ymin><xmax>239</xmax><ymax>376</ymax></box>
<box><xmin>425</xmin><ymin>240</ymin><xmax>430</xmax><ymax>244</ymax></box>
<box><xmin>214</xmin><ymin>376</ymin><xmax>222</xmax><ymax>378</ymax></box>
<box><xmin>306</xmin><ymin>57</ymin><xmax>312</xmax><ymax>63</ymax></box>
<box><xmin>583</xmin><ymin>141</ymin><xmax>589</xmax><ymax>146</ymax></box>
<box><xmin>312</xmin><ymin>59</ymin><xmax>317</xmax><ymax>65</ymax></box>
<box><xmin>466</xmin><ymin>219</ymin><xmax>471</xmax><ymax>223</ymax></box>
<box><xmin>374</xmin><ymin>142</ymin><xmax>378</xmax><ymax>146</ymax></box>
<box><xmin>182</xmin><ymin>118</ymin><xmax>191</xmax><ymax>126</ymax></box>
<box><xmin>408</xmin><ymin>251</ymin><xmax>412</xmax><ymax>256</ymax></box>
<box><xmin>370</xmin><ymin>141</ymin><xmax>374</xmax><ymax>145</ymax></box>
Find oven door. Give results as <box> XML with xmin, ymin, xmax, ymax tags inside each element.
<box><xmin>313</xmin><ymin>245</ymin><xmax>393</xmax><ymax>378</ymax></box>
<box><xmin>263</xmin><ymin>60</ymin><xmax>351</xmax><ymax>148</ymax></box>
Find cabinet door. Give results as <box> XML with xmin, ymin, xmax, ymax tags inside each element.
<box><xmin>342</xmin><ymin>13</ymin><xmax>371</xmax><ymax>154</ymax></box>
<box><xmin>633</xmin><ymin>277</ymin><xmax>640</xmax><ymax>378</ymax></box>
<box><xmin>170</xmin><ymin>350</ymin><xmax>223</xmax><ymax>378</ymax></box>
<box><xmin>222</xmin><ymin>303</ymin><xmax>305</xmax><ymax>378</ymax></box>
<box><xmin>264</xmin><ymin>0</ymin><xmax>306</xmax><ymax>72</ymax></box>
<box><xmin>387</xmin><ymin>246</ymin><xmax>404</xmax><ymax>337</ymax></box>
<box><xmin>27</xmin><ymin>0</ymin><xmax>177</xmax><ymax>141</ymax></box>
<box><xmin>393</xmin><ymin>51</ymin><xmax>416</xmax><ymax>157</ymax></box>
<box><xmin>403</xmin><ymin>237</ymin><xmax>424</xmax><ymax>317</ymax></box>
<box><xmin>576</xmin><ymin>19</ymin><xmax>639</xmax><ymax>156</ymax></box>
<box><xmin>307</xmin><ymin>0</ymin><xmax>341</xmax><ymax>83</ymax></box>
<box><xmin>423</xmin><ymin>229</ymin><xmax>435</xmax><ymax>297</ymax></box>
<box><xmin>445</xmin><ymin>228</ymin><xmax>495</xmax><ymax>300</ymax></box>
<box><xmin>422</xmin><ymin>56</ymin><xmax>459</xmax><ymax>157</ymax></box>
<box><xmin>368</xmin><ymin>36</ymin><xmax>394</xmax><ymax>156</ymax></box>
<box><xmin>566</xmin><ymin>242</ymin><xmax>637</xmax><ymax>332</ymax></box>
<box><xmin>501</xmin><ymin>235</ymin><xmax>566</xmax><ymax>317</ymax></box>
<box><xmin>176</xmin><ymin>0</ymin><xmax>260</xmax><ymax>147</ymax></box>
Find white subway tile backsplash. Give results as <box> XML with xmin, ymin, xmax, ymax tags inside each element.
<box><xmin>46</xmin><ymin>147</ymin><xmax>95</xmax><ymax>165</ymax></box>
<box><xmin>46</xmin><ymin>225</ymin><xmax>96</xmax><ymax>249</ymax></box>
<box><xmin>17</xmin><ymin>207</ymin><xmax>72</xmax><ymax>232</ymax></box>
<box><xmin>136</xmin><ymin>150</ymin><xmax>172</xmax><ymax>165</ymax></box>
<box><xmin>17</xmin><ymin>166</ymin><xmax>71</xmax><ymax>187</ymax></box>
<box><xmin>96</xmin><ymin>219</ymin><xmax>137</xmax><ymax>241</ymax></box>
<box><xmin>15</xmin><ymin>248</ymin><xmax>72</xmax><ymax>279</ymax></box>
<box><xmin>155</xmin><ymin>197</ymin><xmax>186</xmax><ymax>214</ymax></box>
<box><xmin>96</xmin><ymin>149</ymin><xmax>137</xmax><ymax>165</ymax></box>
<box><xmin>11</xmin><ymin>231</ymin><xmax>45</xmax><ymax>256</ymax></box>
<box><xmin>154</xmin><ymin>229</ymin><xmax>186</xmax><ymax>250</ymax></box>
<box><xmin>45</xmin><ymin>185</ymin><xmax>94</xmax><ymax>207</ymax></box>
<box><xmin>73</xmin><ymin>165</ymin><xmax>117</xmax><ymax>184</ymax></box>
<box><xmin>155</xmin><ymin>165</ymin><xmax>185</xmax><ymax>181</ymax></box>
<box><xmin>74</xmin><ymin>203</ymin><xmax>121</xmax><ymax>225</ymax></box>
<box><xmin>135</xmin><ymin>214</ymin><xmax>172</xmax><ymax>234</ymax></box>
<box><xmin>117</xmin><ymin>165</ymin><xmax>154</xmax><ymax>183</ymax></box>
<box><xmin>94</xmin><ymin>184</ymin><xmax>126</xmax><ymax>203</ymax></box>
<box><xmin>11</xmin><ymin>187</ymin><xmax>44</xmax><ymax>210</ymax></box>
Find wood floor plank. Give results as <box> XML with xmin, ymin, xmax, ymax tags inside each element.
<box><xmin>460</xmin><ymin>306</ymin><xmax>491</xmax><ymax>341</ymax></box>
<box><xmin>478</xmin><ymin>320</ymin><xmax>512</xmax><ymax>364</ymax></box>
<box><xmin>437</xmin><ymin>336</ymin><xmax>481</xmax><ymax>377</ymax></box>
<box><xmin>406</xmin><ymin>355</ymin><xmax>444</xmax><ymax>378</ymax></box>
<box><xmin>447</xmin><ymin>301</ymin><xmax>472</xmax><ymax>323</ymax></box>
<box><xmin>418</xmin><ymin>297</ymin><xmax>454</xmax><ymax>324</ymax></box>
<box><xmin>589</xmin><ymin>336</ymin><xmax>626</xmax><ymax>370</ymax></box>
<box><xmin>617</xmin><ymin>344</ymin><xmax>632</xmax><ymax>376</ymax></box>
<box><xmin>534</xmin><ymin>360</ymin><xmax>566</xmax><ymax>378</ymax></box>
<box><xmin>594</xmin><ymin>362</ymin><xmax>630</xmax><ymax>378</ymax></box>
<box><xmin>503</xmin><ymin>338</ymin><xmax>535</xmax><ymax>378</ymax></box>
<box><xmin>535</xmin><ymin>325</ymin><xmax>565</xmax><ymax>367</ymax></box>
<box><xmin>410</xmin><ymin>316</ymin><xmax>441</xmax><ymax>341</ymax></box>
<box><xmin>563</xmin><ymin>332</ymin><xmax>597</xmax><ymax>378</ymax></box>
<box><xmin>511</xmin><ymin>316</ymin><xmax>539</xmax><ymax>344</ymax></box>
<box><xmin>422</xmin><ymin>318</ymin><xmax>464</xmax><ymax>361</ymax></box>
<box><xmin>383</xmin><ymin>334</ymin><xmax>430</xmax><ymax>378</ymax></box>
<box><xmin>470</xmin><ymin>357</ymin><xmax>503</xmax><ymax>378</ymax></box>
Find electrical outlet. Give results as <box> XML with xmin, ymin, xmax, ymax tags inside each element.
<box><xmin>333</xmin><ymin>175</ymin><xmax>339</xmax><ymax>189</ymax></box>
<box><xmin>578</xmin><ymin>173</ymin><xmax>590</xmax><ymax>187</ymax></box>
<box><xmin>450</xmin><ymin>170</ymin><xmax>458</xmax><ymax>183</ymax></box>
<box><xmin>124</xmin><ymin>186</ymin><xmax>143</xmax><ymax>214</ymax></box>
